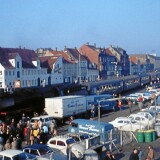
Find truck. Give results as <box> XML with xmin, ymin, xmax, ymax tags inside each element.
<box><xmin>86</xmin><ymin>94</ymin><xmax>116</xmax><ymax>111</ymax></box>
<box><xmin>45</xmin><ymin>95</ymin><xmax>86</xmax><ymax>120</ymax></box>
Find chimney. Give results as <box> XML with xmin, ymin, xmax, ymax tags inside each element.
<box><xmin>74</xmin><ymin>47</ymin><xmax>77</xmax><ymax>50</ymax></box>
<box><xmin>55</xmin><ymin>47</ymin><xmax>57</xmax><ymax>51</ymax></box>
<box><xmin>94</xmin><ymin>43</ymin><xmax>96</xmax><ymax>48</ymax></box>
<box><xmin>86</xmin><ymin>42</ymin><xmax>89</xmax><ymax>45</ymax></box>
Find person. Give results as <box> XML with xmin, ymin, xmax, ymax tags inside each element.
<box><xmin>69</xmin><ymin>116</ymin><xmax>73</xmax><ymax>125</ymax></box>
<box><xmin>128</xmin><ymin>98</ymin><xmax>133</xmax><ymax>113</ymax></box>
<box><xmin>138</xmin><ymin>95</ymin><xmax>143</xmax><ymax>111</ymax></box>
<box><xmin>118</xmin><ymin>100</ymin><xmax>122</xmax><ymax>111</ymax></box>
<box><xmin>90</xmin><ymin>104</ymin><xmax>95</xmax><ymax>119</ymax></box>
<box><xmin>129</xmin><ymin>148</ymin><xmax>139</xmax><ymax>160</ymax></box>
<box><xmin>147</xmin><ymin>145</ymin><xmax>154</xmax><ymax>160</ymax></box>
<box><xmin>103</xmin><ymin>150</ymin><xmax>115</xmax><ymax>160</ymax></box>
<box><xmin>138</xmin><ymin>146</ymin><xmax>143</xmax><ymax>160</ymax></box>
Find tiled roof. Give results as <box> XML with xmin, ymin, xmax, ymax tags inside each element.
<box><xmin>0</xmin><ymin>48</ymin><xmax>38</xmax><ymax>68</ymax></box>
<box><xmin>39</xmin><ymin>56</ymin><xmax>59</xmax><ymax>73</ymax></box>
<box><xmin>106</xmin><ymin>48</ymin><xmax>114</xmax><ymax>56</ymax></box>
<box><xmin>129</xmin><ymin>56</ymin><xmax>139</xmax><ymax>64</ymax></box>
<box><xmin>65</xmin><ymin>48</ymin><xmax>87</xmax><ymax>61</ymax></box>
<box><xmin>79</xmin><ymin>44</ymin><xmax>99</xmax><ymax>66</ymax></box>
<box><xmin>46</xmin><ymin>50</ymin><xmax>76</xmax><ymax>63</ymax></box>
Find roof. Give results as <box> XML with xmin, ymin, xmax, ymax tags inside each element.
<box><xmin>65</xmin><ymin>48</ymin><xmax>87</xmax><ymax>61</ymax></box>
<box><xmin>23</xmin><ymin>144</ymin><xmax>48</xmax><ymax>149</ymax></box>
<box><xmin>72</xmin><ymin>119</ymin><xmax>113</xmax><ymax>129</ymax></box>
<box><xmin>0</xmin><ymin>47</ymin><xmax>38</xmax><ymax>68</ymax></box>
<box><xmin>0</xmin><ymin>149</ymin><xmax>23</xmax><ymax>157</ymax></box>
<box><xmin>39</xmin><ymin>56</ymin><xmax>59</xmax><ymax>73</ymax></box>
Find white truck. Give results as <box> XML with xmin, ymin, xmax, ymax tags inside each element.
<box><xmin>45</xmin><ymin>95</ymin><xmax>86</xmax><ymax>120</ymax></box>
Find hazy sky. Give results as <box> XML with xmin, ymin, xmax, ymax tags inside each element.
<box><xmin>0</xmin><ymin>0</ymin><xmax>160</xmax><ymax>55</ymax></box>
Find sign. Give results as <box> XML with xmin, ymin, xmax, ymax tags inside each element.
<box><xmin>14</xmin><ymin>80</ymin><xmax>21</xmax><ymax>88</ymax></box>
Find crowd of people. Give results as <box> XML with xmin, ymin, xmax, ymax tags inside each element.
<box><xmin>0</xmin><ymin>113</ymin><xmax>57</xmax><ymax>151</ymax></box>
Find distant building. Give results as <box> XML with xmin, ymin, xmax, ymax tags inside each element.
<box><xmin>129</xmin><ymin>54</ymin><xmax>154</xmax><ymax>74</ymax></box>
<box><xmin>108</xmin><ymin>45</ymin><xmax>130</xmax><ymax>76</ymax></box>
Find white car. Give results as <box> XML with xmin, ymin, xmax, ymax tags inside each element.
<box><xmin>47</xmin><ymin>136</ymin><xmax>85</xmax><ymax>159</ymax></box>
<box><xmin>0</xmin><ymin>149</ymin><xmax>36</xmax><ymax>160</ymax></box>
<box><xmin>109</xmin><ymin>117</ymin><xmax>146</xmax><ymax>132</ymax></box>
<box><xmin>149</xmin><ymin>89</ymin><xmax>160</xmax><ymax>97</ymax></box>
<box><xmin>128</xmin><ymin>114</ymin><xmax>154</xmax><ymax>129</ymax></box>
<box><xmin>137</xmin><ymin>111</ymin><xmax>156</xmax><ymax>120</ymax></box>
<box><xmin>30</xmin><ymin>115</ymin><xmax>56</xmax><ymax>128</ymax></box>
<box><xmin>134</xmin><ymin>92</ymin><xmax>152</xmax><ymax>101</ymax></box>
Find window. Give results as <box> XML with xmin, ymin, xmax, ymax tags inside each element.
<box><xmin>30</xmin><ymin>149</ymin><xmax>38</xmax><ymax>156</ymax></box>
<box><xmin>4</xmin><ymin>157</ymin><xmax>11</xmax><ymax>160</ymax></box>
<box><xmin>0</xmin><ymin>71</ymin><xmax>2</xmax><ymax>75</ymax></box>
<box><xmin>117</xmin><ymin>120</ymin><xmax>123</xmax><ymax>124</ymax></box>
<box><xmin>23</xmin><ymin>149</ymin><xmax>30</xmax><ymax>153</ymax></box>
<box><xmin>50</xmin><ymin>140</ymin><xmax>56</xmax><ymax>145</ymax></box>
<box><xmin>17</xmin><ymin>71</ymin><xmax>20</xmax><ymax>78</ymax></box>
<box><xmin>57</xmin><ymin>141</ymin><xmax>65</xmax><ymax>146</ymax></box>
<box><xmin>135</xmin><ymin>117</ymin><xmax>140</xmax><ymax>121</ymax></box>
<box><xmin>12</xmin><ymin>71</ymin><xmax>15</xmax><ymax>75</ymax></box>
<box><xmin>17</xmin><ymin>61</ymin><xmax>19</xmax><ymax>68</ymax></box>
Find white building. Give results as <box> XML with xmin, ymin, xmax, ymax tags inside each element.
<box><xmin>0</xmin><ymin>48</ymin><xmax>48</xmax><ymax>90</ymax></box>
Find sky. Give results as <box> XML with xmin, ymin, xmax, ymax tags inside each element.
<box><xmin>0</xmin><ymin>0</ymin><xmax>160</xmax><ymax>55</ymax></box>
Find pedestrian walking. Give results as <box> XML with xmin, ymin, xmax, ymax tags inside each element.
<box><xmin>128</xmin><ymin>98</ymin><xmax>133</xmax><ymax>113</ymax></box>
<box><xmin>129</xmin><ymin>148</ymin><xmax>139</xmax><ymax>160</ymax></box>
<box><xmin>147</xmin><ymin>145</ymin><xmax>154</xmax><ymax>160</ymax></box>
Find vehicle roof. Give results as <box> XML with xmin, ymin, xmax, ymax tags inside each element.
<box><xmin>46</xmin><ymin>95</ymin><xmax>85</xmax><ymax>100</ymax></box>
<box><xmin>23</xmin><ymin>144</ymin><xmax>48</xmax><ymax>149</ymax></box>
<box><xmin>129</xmin><ymin>114</ymin><xmax>146</xmax><ymax>118</ymax></box>
<box><xmin>0</xmin><ymin>150</ymin><xmax>23</xmax><ymax>157</ymax></box>
<box><xmin>31</xmin><ymin>115</ymin><xmax>54</xmax><ymax>120</ymax></box>
<box><xmin>49</xmin><ymin>136</ymin><xmax>74</xmax><ymax>141</ymax></box>
<box><xmin>115</xmin><ymin>117</ymin><xmax>131</xmax><ymax>120</ymax></box>
<box><xmin>72</xmin><ymin>119</ymin><xmax>113</xmax><ymax>129</ymax></box>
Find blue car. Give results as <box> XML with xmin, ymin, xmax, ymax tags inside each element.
<box><xmin>22</xmin><ymin>144</ymin><xmax>66</xmax><ymax>159</ymax></box>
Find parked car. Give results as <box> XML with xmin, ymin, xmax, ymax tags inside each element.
<box><xmin>22</xmin><ymin>144</ymin><xmax>66</xmax><ymax>160</ymax></box>
<box><xmin>123</xmin><ymin>94</ymin><xmax>140</xmax><ymax>104</ymax></box>
<box><xmin>148</xmin><ymin>89</ymin><xmax>160</xmax><ymax>97</ymax></box>
<box><xmin>30</xmin><ymin>115</ymin><xmax>56</xmax><ymax>128</ymax></box>
<box><xmin>47</xmin><ymin>136</ymin><xmax>85</xmax><ymax>159</ymax></box>
<box><xmin>134</xmin><ymin>92</ymin><xmax>152</xmax><ymax>101</ymax></box>
<box><xmin>128</xmin><ymin>114</ymin><xmax>154</xmax><ymax>129</ymax></box>
<box><xmin>137</xmin><ymin>111</ymin><xmax>156</xmax><ymax>120</ymax></box>
<box><xmin>0</xmin><ymin>149</ymin><xmax>36</xmax><ymax>160</ymax></box>
<box><xmin>109</xmin><ymin>117</ymin><xmax>146</xmax><ymax>132</ymax></box>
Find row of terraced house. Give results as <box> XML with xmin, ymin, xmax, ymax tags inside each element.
<box><xmin>0</xmin><ymin>43</ymin><xmax>160</xmax><ymax>91</ymax></box>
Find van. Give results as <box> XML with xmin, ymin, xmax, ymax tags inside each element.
<box><xmin>30</xmin><ymin>115</ymin><xmax>56</xmax><ymax>128</ymax></box>
<box><xmin>68</xmin><ymin>119</ymin><xmax>117</xmax><ymax>144</ymax></box>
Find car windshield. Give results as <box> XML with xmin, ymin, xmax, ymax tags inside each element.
<box><xmin>13</xmin><ymin>153</ymin><xmax>28</xmax><ymax>160</ymax></box>
<box><xmin>66</xmin><ymin>138</ymin><xmax>75</xmax><ymax>145</ymax></box>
